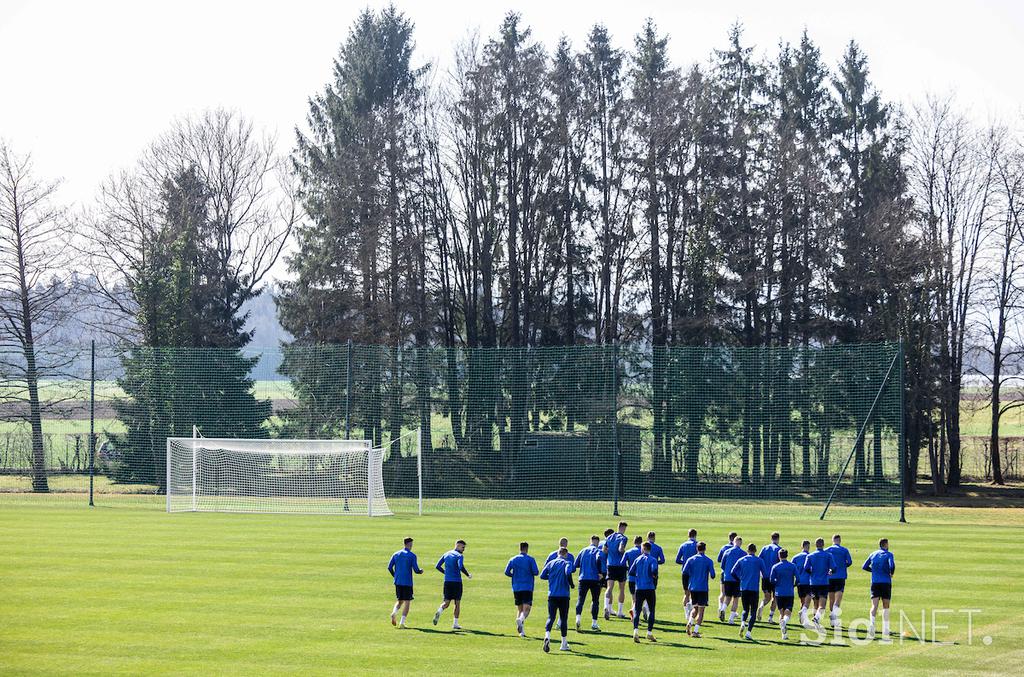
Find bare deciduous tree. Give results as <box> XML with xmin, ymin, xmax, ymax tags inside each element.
<box><xmin>0</xmin><ymin>143</ymin><xmax>77</xmax><ymax>491</ymax></box>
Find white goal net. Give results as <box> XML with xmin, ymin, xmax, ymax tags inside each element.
<box><xmin>166</xmin><ymin>437</ymin><xmax>392</xmax><ymax>515</ymax></box>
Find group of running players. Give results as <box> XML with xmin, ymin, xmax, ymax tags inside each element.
<box><xmin>387</xmin><ymin>521</ymin><xmax>897</xmax><ymax>653</ymax></box>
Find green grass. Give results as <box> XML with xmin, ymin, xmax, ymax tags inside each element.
<box><xmin>1</xmin><ymin>499</ymin><xmax>1021</xmax><ymax>675</ymax></box>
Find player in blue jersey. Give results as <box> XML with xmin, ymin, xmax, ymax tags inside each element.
<box><xmin>540</xmin><ymin>547</ymin><xmax>575</xmax><ymax>652</ymax></box>
<box><xmin>720</xmin><ymin>535</ymin><xmax>746</xmax><ymax>624</ymax></box>
<box><xmin>826</xmin><ymin>533</ymin><xmax>852</xmax><ymax>628</ymax></box>
<box><xmin>604</xmin><ymin>521</ymin><xmax>629</xmax><ymax>619</ymax></box>
<box><xmin>757</xmin><ymin>531</ymin><xmax>781</xmax><ymax>623</ymax></box>
<box><xmin>505</xmin><ymin>541</ymin><xmax>539</xmax><ymax>637</ymax></box>
<box><xmin>641</xmin><ymin>532</ymin><xmax>665</xmax><ymax>620</ymax></box>
<box><xmin>597</xmin><ymin>529</ymin><xmax>611</xmax><ymax>590</ymax></box>
<box><xmin>863</xmin><ymin>538</ymin><xmax>896</xmax><ymax>639</ymax></box>
<box><xmin>681</xmin><ymin>541</ymin><xmax>715</xmax><ymax>638</ymax></box>
<box><xmin>791</xmin><ymin>539</ymin><xmax>812</xmax><ymax>627</ymax></box>
<box><xmin>546</xmin><ymin>537</ymin><xmax>574</xmax><ymax>629</ymax></box>
<box><xmin>731</xmin><ymin>543</ymin><xmax>768</xmax><ymax>640</ymax></box>
<box><xmin>623</xmin><ymin>535</ymin><xmax>644</xmax><ymax>620</ymax></box>
<box><xmin>433</xmin><ymin>540</ymin><xmax>472</xmax><ymax>630</ymax></box>
<box><xmin>716</xmin><ymin>531</ymin><xmax>738</xmax><ymax>619</ymax></box>
<box><xmin>804</xmin><ymin>537</ymin><xmax>833</xmax><ymax>632</ymax></box>
<box><xmin>574</xmin><ymin>535</ymin><xmax>604</xmax><ymax>632</ymax></box>
<box><xmin>769</xmin><ymin>549</ymin><xmax>799</xmax><ymax>640</ymax></box>
<box><xmin>388</xmin><ymin>536</ymin><xmax>424</xmax><ymax>628</ymax></box>
<box><xmin>628</xmin><ymin>542</ymin><xmax>659</xmax><ymax>643</ymax></box>
<box><xmin>676</xmin><ymin>528</ymin><xmax>699</xmax><ymax>618</ymax></box>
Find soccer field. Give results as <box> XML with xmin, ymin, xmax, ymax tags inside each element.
<box><xmin>1</xmin><ymin>500</ymin><xmax>1022</xmax><ymax>675</ymax></box>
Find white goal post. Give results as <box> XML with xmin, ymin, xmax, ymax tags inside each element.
<box><xmin>166</xmin><ymin>436</ymin><xmax>393</xmax><ymax>516</ymax></box>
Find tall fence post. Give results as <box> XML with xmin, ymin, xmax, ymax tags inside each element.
<box><xmin>612</xmin><ymin>342</ymin><xmax>621</xmax><ymax>517</ymax></box>
<box><xmin>345</xmin><ymin>339</ymin><xmax>353</xmax><ymax>440</ymax></box>
<box><xmin>88</xmin><ymin>340</ymin><xmax>95</xmax><ymax>507</ymax></box>
<box><xmin>898</xmin><ymin>341</ymin><xmax>907</xmax><ymax>523</ymax></box>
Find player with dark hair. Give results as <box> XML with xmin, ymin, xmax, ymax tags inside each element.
<box><xmin>826</xmin><ymin>533</ymin><xmax>853</xmax><ymax>628</ymax></box>
<box><xmin>540</xmin><ymin>547</ymin><xmax>575</xmax><ymax>652</ymax></box>
<box><xmin>574</xmin><ymin>535</ymin><xmax>604</xmax><ymax>631</ymax></box>
<box><xmin>675</xmin><ymin>528</ymin><xmax>699</xmax><ymax>618</ymax></box>
<box><xmin>681</xmin><ymin>541</ymin><xmax>715</xmax><ymax>638</ymax></box>
<box><xmin>863</xmin><ymin>538</ymin><xmax>896</xmax><ymax>640</ymax></box>
<box><xmin>770</xmin><ymin>548</ymin><xmax>799</xmax><ymax>640</ymax></box>
<box><xmin>792</xmin><ymin>540</ymin><xmax>812</xmax><ymax>628</ymax></box>
<box><xmin>604</xmin><ymin>521</ymin><xmax>629</xmax><ymax>619</ymax></box>
<box><xmin>757</xmin><ymin>531</ymin><xmax>781</xmax><ymax>623</ymax></box>
<box><xmin>731</xmin><ymin>543</ymin><xmax>768</xmax><ymax>640</ymax></box>
<box><xmin>720</xmin><ymin>535</ymin><xmax>746</xmax><ymax>624</ymax></box>
<box><xmin>623</xmin><ymin>535</ymin><xmax>644</xmax><ymax>620</ymax></box>
<box><xmin>505</xmin><ymin>541</ymin><xmax>539</xmax><ymax>637</ymax></box>
<box><xmin>804</xmin><ymin>537</ymin><xmax>833</xmax><ymax>633</ymax></box>
<box><xmin>628</xmin><ymin>542</ymin><xmax>659</xmax><ymax>643</ymax></box>
<box><xmin>388</xmin><ymin>536</ymin><xmax>424</xmax><ymax>628</ymax></box>
<box><xmin>433</xmin><ymin>540</ymin><xmax>472</xmax><ymax>630</ymax></box>
<box><xmin>717</xmin><ymin>531</ymin><xmax>738</xmax><ymax>620</ymax></box>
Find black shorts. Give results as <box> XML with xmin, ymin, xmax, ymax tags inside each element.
<box><xmin>607</xmin><ymin>565</ymin><xmax>627</xmax><ymax>582</ymax></box>
<box><xmin>775</xmin><ymin>595</ymin><xmax>794</xmax><ymax>611</ymax></box>
<box><xmin>723</xmin><ymin>580</ymin><xmax>740</xmax><ymax>597</ymax></box>
<box><xmin>829</xmin><ymin>579</ymin><xmax>846</xmax><ymax>593</ymax></box>
<box><xmin>870</xmin><ymin>583</ymin><xmax>892</xmax><ymax>601</ymax></box>
<box><xmin>513</xmin><ymin>590</ymin><xmax>533</xmax><ymax>606</ymax></box>
<box><xmin>443</xmin><ymin>581</ymin><xmax>463</xmax><ymax>601</ymax></box>
<box><xmin>761</xmin><ymin>579</ymin><xmax>775</xmax><ymax>594</ymax></box>
<box><xmin>682</xmin><ymin>573</ymin><xmax>690</xmax><ymax>591</ymax></box>
<box><xmin>395</xmin><ymin>584</ymin><xmax>414</xmax><ymax>601</ymax></box>
<box><xmin>628</xmin><ymin>581</ymin><xmax>636</xmax><ymax>595</ymax></box>
<box><xmin>690</xmin><ymin>590</ymin><xmax>709</xmax><ymax>607</ymax></box>
<box><xmin>811</xmin><ymin>584</ymin><xmax>829</xmax><ymax>600</ymax></box>
<box><xmin>797</xmin><ymin>584</ymin><xmax>811</xmax><ymax>598</ymax></box>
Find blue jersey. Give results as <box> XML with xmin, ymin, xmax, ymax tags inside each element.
<box><xmin>597</xmin><ymin>548</ymin><xmax>608</xmax><ymax>576</ymax></box>
<box><xmin>862</xmin><ymin>549</ymin><xmax>895</xmax><ymax>584</ymax></box>
<box><xmin>629</xmin><ymin>553</ymin><xmax>659</xmax><ymax>591</ymax></box>
<box><xmin>676</xmin><ymin>539</ymin><xmax>698</xmax><ymax>569</ymax></box>
<box><xmin>731</xmin><ymin>554</ymin><xmax>767</xmax><ymax>592</ymax></box>
<box><xmin>575</xmin><ymin>545</ymin><xmax>603</xmax><ymax>581</ymax></box>
<box><xmin>546</xmin><ymin>549</ymin><xmax>576</xmax><ymax>571</ymax></box>
<box><xmin>826</xmin><ymin>544</ymin><xmax>853</xmax><ymax>580</ymax></box>
<box><xmin>436</xmin><ymin>549</ymin><xmax>468</xmax><ymax>583</ymax></box>
<box><xmin>792</xmin><ymin>551</ymin><xmax>811</xmax><ymax>585</ymax></box>
<box><xmin>770</xmin><ymin>560</ymin><xmax>799</xmax><ymax>597</ymax></box>
<box><xmin>717</xmin><ymin>542</ymin><xmax>733</xmax><ymax>564</ymax></box>
<box><xmin>504</xmin><ymin>553</ymin><xmax>539</xmax><ymax>592</ymax></box>
<box><xmin>647</xmin><ymin>542</ymin><xmax>666</xmax><ymax>565</ymax></box>
<box><xmin>721</xmin><ymin>544</ymin><xmax>746</xmax><ymax>582</ymax></box>
<box><xmin>541</xmin><ymin>557</ymin><xmax>574</xmax><ymax>597</ymax></box>
<box><xmin>388</xmin><ymin>549</ymin><xmax>423</xmax><ymax>587</ymax></box>
<box><xmin>681</xmin><ymin>553</ymin><xmax>716</xmax><ymax>592</ymax></box>
<box><xmin>624</xmin><ymin>545</ymin><xmax>642</xmax><ymax>582</ymax></box>
<box><xmin>805</xmin><ymin>549</ymin><xmax>833</xmax><ymax>586</ymax></box>
<box><xmin>606</xmin><ymin>533</ymin><xmax>628</xmax><ymax>567</ymax></box>
<box><xmin>759</xmin><ymin>543</ymin><xmax>781</xmax><ymax>573</ymax></box>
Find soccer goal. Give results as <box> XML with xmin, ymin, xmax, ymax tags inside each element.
<box><xmin>166</xmin><ymin>436</ymin><xmax>393</xmax><ymax>516</ymax></box>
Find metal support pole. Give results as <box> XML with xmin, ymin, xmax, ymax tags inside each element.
<box><xmin>898</xmin><ymin>341</ymin><xmax>907</xmax><ymax>523</ymax></box>
<box><xmin>820</xmin><ymin>349</ymin><xmax>901</xmax><ymax>520</ymax></box>
<box><xmin>612</xmin><ymin>343</ymin><xmax>621</xmax><ymax>517</ymax></box>
<box><xmin>88</xmin><ymin>340</ymin><xmax>95</xmax><ymax>507</ymax></box>
<box><xmin>345</xmin><ymin>339</ymin><xmax>353</xmax><ymax>440</ymax></box>
<box><xmin>417</xmin><ymin>426</ymin><xmax>423</xmax><ymax>516</ymax></box>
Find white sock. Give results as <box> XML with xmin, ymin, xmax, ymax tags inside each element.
<box><xmin>729</xmin><ymin>611</ymin><xmax>737</xmax><ymax>622</ymax></box>
<box><xmin>618</xmin><ymin>602</ymin><xmax>623</xmax><ymax>615</ymax></box>
<box><xmin>882</xmin><ymin>609</ymin><xmax>890</xmax><ymax>635</ymax></box>
<box><xmin>545</xmin><ymin>630</ymin><xmax>551</xmax><ymax>639</ymax></box>
<box><xmin>400</xmin><ymin>614</ymin><xmax>407</xmax><ymax>624</ymax></box>
<box><xmin>813</xmin><ymin>609</ymin><xmax>821</xmax><ymax>621</ymax></box>
<box><xmin>835</xmin><ymin>605</ymin><xmax>841</xmax><ymax>617</ymax></box>
<box><xmin>694</xmin><ymin>623</ymin><xmax>700</xmax><ymax>633</ymax></box>
<box><xmin>453</xmin><ymin>616</ymin><xmax>459</xmax><ymax>625</ymax></box>
<box><xmin>719</xmin><ymin>601</ymin><xmax>726</xmax><ymax>612</ymax></box>
<box><xmin>437</xmin><ymin>605</ymin><xmax>444</xmax><ymax>615</ymax></box>
<box><xmin>575</xmin><ymin>614</ymin><xmax>581</xmax><ymax>623</ymax></box>
<box><xmin>780</xmin><ymin>618</ymin><xmax>787</xmax><ymax>631</ymax></box>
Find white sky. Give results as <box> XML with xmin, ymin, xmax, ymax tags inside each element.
<box><xmin>2</xmin><ymin>0</ymin><xmax>1022</xmax><ymax>259</ymax></box>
